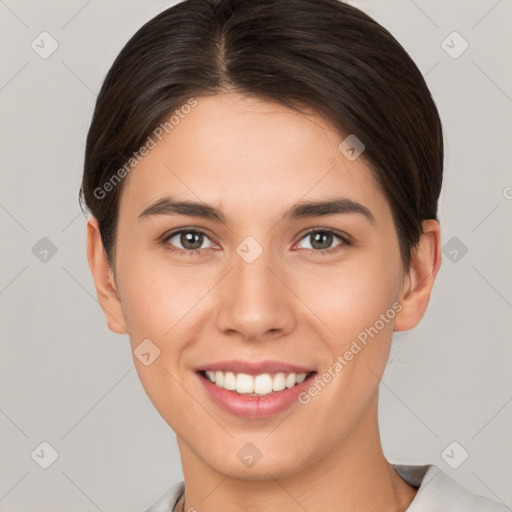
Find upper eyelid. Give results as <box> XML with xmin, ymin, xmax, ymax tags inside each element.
<box><xmin>295</xmin><ymin>227</ymin><xmax>349</xmax><ymax>242</ymax></box>
<box><xmin>163</xmin><ymin>227</ymin><xmax>349</xmax><ymax>249</ymax></box>
<box><xmin>163</xmin><ymin>227</ymin><xmax>216</xmax><ymax>248</ymax></box>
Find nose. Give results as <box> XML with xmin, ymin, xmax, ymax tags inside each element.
<box><xmin>215</xmin><ymin>244</ymin><xmax>297</xmax><ymax>342</ymax></box>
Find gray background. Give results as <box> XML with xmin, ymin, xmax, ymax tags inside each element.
<box><xmin>1</xmin><ymin>0</ymin><xmax>511</xmax><ymax>510</ymax></box>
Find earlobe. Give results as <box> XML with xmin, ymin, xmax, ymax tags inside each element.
<box><xmin>394</xmin><ymin>219</ymin><xmax>442</xmax><ymax>332</ymax></box>
<box><xmin>86</xmin><ymin>217</ymin><xmax>128</xmax><ymax>335</ymax></box>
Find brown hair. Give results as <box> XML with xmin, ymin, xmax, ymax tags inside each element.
<box><xmin>80</xmin><ymin>0</ymin><xmax>443</xmax><ymax>268</ymax></box>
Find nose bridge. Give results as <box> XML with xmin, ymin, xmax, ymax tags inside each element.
<box><xmin>215</xmin><ymin>236</ymin><xmax>295</xmax><ymax>340</ymax></box>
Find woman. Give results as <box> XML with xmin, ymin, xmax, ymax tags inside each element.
<box><xmin>81</xmin><ymin>0</ymin><xmax>508</xmax><ymax>510</ymax></box>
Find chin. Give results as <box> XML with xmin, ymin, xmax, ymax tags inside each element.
<box><xmin>201</xmin><ymin>442</ymin><xmax>310</xmax><ymax>481</ymax></box>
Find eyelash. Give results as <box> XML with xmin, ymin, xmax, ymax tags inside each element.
<box><xmin>160</xmin><ymin>228</ymin><xmax>351</xmax><ymax>257</ymax></box>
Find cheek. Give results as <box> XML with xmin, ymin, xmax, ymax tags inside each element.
<box><xmin>298</xmin><ymin>251</ymin><xmax>403</xmax><ymax>411</ymax></box>
<box><xmin>294</xmin><ymin>255</ymin><xmax>401</xmax><ymax>427</ymax></box>
<box><xmin>302</xmin><ymin>252</ymin><xmax>402</xmax><ymax>339</ymax></box>
<box><xmin>116</xmin><ymin>255</ymin><xmax>208</xmax><ymax>423</ymax></box>
<box><xmin>116</xmin><ymin>248</ymin><xmax>205</xmax><ymax>338</ymax></box>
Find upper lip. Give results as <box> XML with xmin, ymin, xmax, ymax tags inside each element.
<box><xmin>197</xmin><ymin>360</ymin><xmax>316</xmax><ymax>376</ymax></box>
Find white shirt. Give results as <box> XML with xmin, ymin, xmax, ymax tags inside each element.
<box><xmin>144</xmin><ymin>464</ymin><xmax>510</xmax><ymax>512</ymax></box>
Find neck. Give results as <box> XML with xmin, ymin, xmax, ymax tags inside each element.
<box><xmin>175</xmin><ymin>393</ymin><xmax>417</xmax><ymax>512</ymax></box>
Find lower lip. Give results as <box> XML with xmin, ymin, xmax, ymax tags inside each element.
<box><xmin>197</xmin><ymin>372</ymin><xmax>316</xmax><ymax>419</ymax></box>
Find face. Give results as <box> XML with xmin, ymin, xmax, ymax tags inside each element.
<box><xmin>88</xmin><ymin>92</ymin><xmax>438</xmax><ymax>480</ymax></box>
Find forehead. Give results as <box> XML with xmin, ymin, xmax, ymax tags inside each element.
<box><xmin>118</xmin><ymin>93</ymin><xmax>389</xmax><ymax>223</ymax></box>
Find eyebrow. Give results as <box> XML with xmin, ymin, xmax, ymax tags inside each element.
<box><xmin>138</xmin><ymin>195</ymin><xmax>375</xmax><ymax>225</ymax></box>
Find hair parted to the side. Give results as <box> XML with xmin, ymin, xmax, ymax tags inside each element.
<box><xmin>80</xmin><ymin>0</ymin><xmax>443</xmax><ymax>269</ymax></box>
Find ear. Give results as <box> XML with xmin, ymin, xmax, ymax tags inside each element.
<box><xmin>86</xmin><ymin>216</ymin><xmax>128</xmax><ymax>335</ymax></box>
<box><xmin>394</xmin><ymin>219</ymin><xmax>442</xmax><ymax>331</ymax></box>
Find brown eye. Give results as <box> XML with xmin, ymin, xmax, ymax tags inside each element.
<box><xmin>164</xmin><ymin>229</ymin><xmax>214</xmax><ymax>254</ymax></box>
<box><xmin>296</xmin><ymin>229</ymin><xmax>349</xmax><ymax>254</ymax></box>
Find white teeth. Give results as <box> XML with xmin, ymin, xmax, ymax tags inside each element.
<box><xmin>223</xmin><ymin>371</ymin><xmax>236</xmax><ymax>391</ymax></box>
<box><xmin>272</xmin><ymin>372</ymin><xmax>286</xmax><ymax>391</ymax></box>
<box><xmin>203</xmin><ymin>370</ymin><xmax>310</xmax><ymax>396</ymax></box>
<box><xmin>235</xmin><ymin>373</ymin><xmax>254</xmax><ymax>394</ymax></box>
<box><xmin>254</xmin><ymin>374</ymin><xmax>273</xmax><ymax>394</ymax></box>
<box><xmin>296</xmin><ymin>373</ymin><xmax>307</xmax><ymax>384</ymax></box>
<box><xmin>285</xmin><ymin>373</ymin><xmax>296</xmax><ymax>388</ymax></box>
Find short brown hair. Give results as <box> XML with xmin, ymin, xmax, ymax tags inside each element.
<box><xmin>80</xmin><ymin>0</ymin><xmax>444</xmax><ymax>268</ymax></box>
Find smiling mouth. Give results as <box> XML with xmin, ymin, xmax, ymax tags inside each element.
<box><xmin>198</xmin><ymin>370</ymin><xmax>317</xmax><ymax>396</ymax></box>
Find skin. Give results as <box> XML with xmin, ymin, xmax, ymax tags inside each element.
<box><xmin>87</xmin><ymin>92</ymin><xmax>441</xmax><ymax>512</ymax></box>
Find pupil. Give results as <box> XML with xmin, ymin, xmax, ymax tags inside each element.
<box><xmin>312</xmin><ymin>231</ymin><xmax>332</xmax><ymax>250</ymax></box>
<box><xmin>182</xmin><ymin>232</ymin><xmax>202</xmax><ymax>250</ymax></box>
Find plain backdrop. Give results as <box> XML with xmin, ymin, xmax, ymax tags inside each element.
<box><xmin>1</xmin><ymin>0</ymin><xmax>511</xmax><ymax>511</ymax></box>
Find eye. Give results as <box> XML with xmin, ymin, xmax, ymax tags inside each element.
<box><xmin>163</xmin><ymin>229</ymin><xmax>216</xmax><ymax>255</ymax></box>
<box><xmin>161</xmin><ymin>227</ymin><xmax>350</xmax><ymax>257</ymax></box>
<box><xmin>295</xmin><ymin>229</ymin><xmax>349</xmax><ymax>255</ymax></box>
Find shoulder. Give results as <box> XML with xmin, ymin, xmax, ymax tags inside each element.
<box><xmin>392</xmin><ymin>463</ymin><xmax>510</xmax><ymax>512</ymax></box>
<box><xmin>144</xmin><ymin>481</ymin><xmax>184</xmax><ymax>512</ymax></box>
